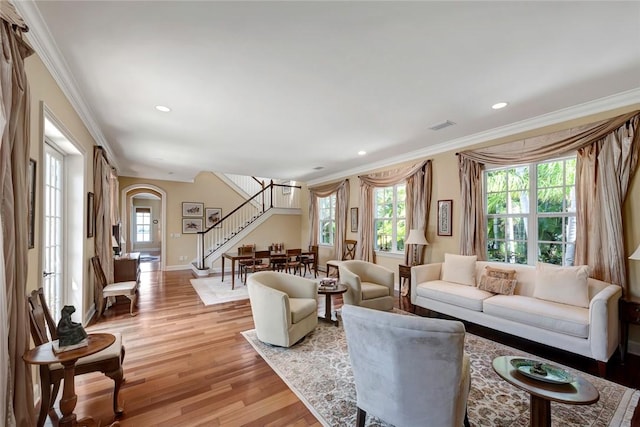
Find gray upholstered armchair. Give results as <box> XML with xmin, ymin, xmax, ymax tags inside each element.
<box><xmin>342</xmin><ymin>304</ymin><xmax>471</xmax><ymax>427</ymax></box>
<box><xmin>247</xmin><ymin>271</ymin><xmax>318</xmax><ymax>347</ymax></box>
<box><xmin>338</xmin><ymin>260</ymin><xmax>395</xmax><ymax>311</ymax></box>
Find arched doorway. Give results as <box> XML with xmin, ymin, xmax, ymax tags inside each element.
<box><xmin>121</xmin><ymin>184</ymin><xmax>167</xmax><ymax>272</ymax></box>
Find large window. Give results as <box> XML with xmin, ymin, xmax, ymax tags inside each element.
<box><xmin>374</xmin><ymin>184</ymin><xmax>406</xmax><ymax>252</ymax></box>
<box><xmin>485</xmin><ymin>156</ymin><xmax>576</xmax><ymax>265</ymax></box>
<box><xmin>135</xmin><ymin>207</ymin><xmax>152</xmax><ymax>242</ymax></box>
<box><xmin>318</xmin><ymin>195</ymin><xmax>336</xmax><ymax>245</ymax></box>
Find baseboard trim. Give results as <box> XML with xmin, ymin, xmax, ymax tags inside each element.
<box><xmin>628</xmin><ymin>338</ymin><xmax>640</xmax><ymax>356</ymax></box>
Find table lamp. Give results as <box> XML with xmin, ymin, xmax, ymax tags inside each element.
<box><xmin>112</xmin><ymin>235</ymin><xmax>120</xmax><ymax>256</ymax></box>
<box><xmin>406</xmin><ymin>228</ymin><xmax>429</xmax><ymax>265</ymax></box>
<box><xmin>630</xmin><ymin>244</ymin><xmax>640</xmax><ymax>261</ymax></box>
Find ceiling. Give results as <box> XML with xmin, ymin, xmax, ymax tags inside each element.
<box><xmin>16</xmin><ymin>1</ymin><xmax>640</xmax><ymax>184</ymax></box>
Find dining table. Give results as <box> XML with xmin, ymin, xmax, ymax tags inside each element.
<box><xmin>221</xmin><ymin>251</ymin><xmax>253</xmax><ymax>289</ymax></box>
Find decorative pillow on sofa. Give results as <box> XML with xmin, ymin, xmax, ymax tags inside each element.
<box><xmin>477</xmin><ymin>266</ymin><xmax>517</xmax><ymax>295</ymax></box>
<box><xmin>441</xmin><ymin>254</ymin><xmax>477</xmax><ymax>286</ymax></box>
<box><xmin>532</xmin><ymin>263</ymin><xmax>590</xmax><ymax>308</ymax></box>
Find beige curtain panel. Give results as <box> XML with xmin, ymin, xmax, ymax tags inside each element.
<box><xmin>308</xmin><ymin>179</ymin><xmax>349</xmax><ymax>263</ymax></box>
<box><xmin>458</xmin><ymin>111</ymin><xmax>640</xmax><ymax>294</ymax></box>
<box><xmin>0</xmin><ymin>16</ymin><xmax>36</xmax><ymax>426</ymax></box>
<box><xmin>358</xmin><ymin>160</ymin><xmax>432</xmax><ymax>264</ymax></box>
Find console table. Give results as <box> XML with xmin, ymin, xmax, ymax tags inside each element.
<box><xmin>114</xmin><ymin>252</ymin><xmax>140</xmax><ymax>283</ymax></box>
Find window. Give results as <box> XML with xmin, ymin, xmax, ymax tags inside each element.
<box><xmin>485</xmin><ymin>156</ymin><xmax>576</xmax><ymax>265</ymax></box>
<box><xmin>135</xmin><ymin>207</ymin><xmax>152</xmax><ymax>242</ymax></box>
<box><xmin>374</xmin><ymin>184</ymin><xmax>406</xmax><ymax>252</ymax></box>
<box><xmin>318</xmin><ymin>195</ymin><xmax>336</xmax><ymax>245</ymax></box>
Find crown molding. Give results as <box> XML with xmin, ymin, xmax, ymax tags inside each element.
<box><xmin>307</xmin><ymin>88</ymin><xmax>640</xmax><ymax>186</ymax></box>
<box><xmin>14</xmin><ymin>1</ymin><xmax>121</xmax><ymax>171</ymax></box>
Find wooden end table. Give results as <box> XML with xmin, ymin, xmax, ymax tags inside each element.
<box><xmin>23</xmin><ymin>333</ymin><xmax>120</xmax><ymax>427</ymax></box>
<box><xmin>619</xmin><ymin>297</ymin><xmax>640</xmax><ymax>363</ymax></box>
<box><xmin>398</xmin><ymin>264</ymin><xmax>412</xmax><ymax>311</ymax></box>
<box><xmin>318</xmin><ymin>284</ymin><xmax>348</xmax><ymax>326</ymax></box>
<box><xmin>492</xmin><ymin>356</ymin><xmax>599</xmax><ymax>427</ymax></box>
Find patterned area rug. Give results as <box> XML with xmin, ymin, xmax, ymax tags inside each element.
<box><xmin>190</xmin><ymin>277</ymin><xmax>248</xmax><ymax>305</ymax></box>
<box><xmin>242</xmin><ymin>318</ymin><xmax>638</xmax><ymax>427</ymax></box>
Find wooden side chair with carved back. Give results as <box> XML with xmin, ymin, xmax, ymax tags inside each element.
<box><xmin>237</xmin><ymin>244</ymin><xmax>257</xmax><ymax>279</ymax></box>
<box><xmin>27</xmin><ymin>288</ymin><xmax>125</xmax><ymax>427</ymax></box>
<box><xmin>91</xmin><ymin>256</ymin><xmax>139</xmax><ymax>317</ymax></box>
<box><xmin>284</xmin><ymin>248</ymin><xmax>303</xmax><ymax>275</ymax></box>
<box><xmin>326</xmin><ymin>239</ymin><xmax>358</xmax><ymax>278</ymax></box>
<box><xmin>301</xmin><ymin>245</ymin><xmax>318</xmax><ymax>277</ymax></box>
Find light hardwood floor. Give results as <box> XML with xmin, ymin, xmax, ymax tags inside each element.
<box><xmin>44</xmin><ymin>265</ymin><xmax>639</xmax><ymax>426</ymax></box>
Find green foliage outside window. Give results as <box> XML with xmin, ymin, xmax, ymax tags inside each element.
<box><xmin>374</xmin><ymin>184</ymin><xmax>406</xmax><ymax>252</ymax></box>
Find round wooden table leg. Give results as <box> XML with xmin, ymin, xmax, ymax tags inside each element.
<box><xmin>324</xmin><ymin>294</ymin><xmax>332</xmax><ymax>323</ymax></box>
<box><xmin>530</xmin><ymin>395</ymin><xmax>551</xmax><ymax>427</ymax></box>
<box><xmin>59</xmin><ymin>360</ymin><xmax>78</xmax><ymax>427</ymax></box>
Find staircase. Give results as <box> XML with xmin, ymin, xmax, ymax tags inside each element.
<box><xmin>194</xmin><ymin>180</ymin><xmax>300</xmax><ymax>274</ymax></box>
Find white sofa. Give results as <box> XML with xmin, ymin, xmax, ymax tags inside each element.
<box><xmin>410</xmin><ymin>258</ymin><xmax>621</xmax><ymax>374</ymax></box>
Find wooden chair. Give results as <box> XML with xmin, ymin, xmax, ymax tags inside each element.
<box><xmin>284</xmin><ymin>248</ymin><xmax>302</xmax><ymax>275</ymax></box>
<box><xmin>269</xmin><ymin>244</ymin><xmax>287</xmax><ymax>272</ymax></box>
<box><xmin>301</xmin><ymin>245</ymin><xmax>318</xmax><ymax>277</ymax></box>
<box><xmin>326</xmin><ymin>239</ymin><xmax>357</xmax><ymax>278</ymax></box>
<box><xmin>27</xmin><ymin>288</ymin><xmax>124</xmax><ymax>427</ymax></box>
<box><xmin>243</xmin><ymin>250</ymin><xmax>272</xmax><ymax>284</ymax></box>
<box><xmin>91</xmin><ymin>256</ymin><xmax>139</xmax><ymax>317</ymax></box>
<box><xmin>237</xmin><ymin>244</ymin><xmax>256</xmax><ymax>278</ymax></box>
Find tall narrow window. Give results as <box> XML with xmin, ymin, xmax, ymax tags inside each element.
<box><xmin>318</xmin><ymin>194</ymin><xmax>336</xmax><ymax>245</ymax></box>
<box><xmin>485</xmin><ymin>156</ymin><xmax>576</xmax><ymax>265</ymax></box>
<box><xmin>135</xmin><ymin>207</ymin><xmax>152</xmax><ymax>242</ymax></box>
<box><xmin>373</xmin><ymin>184</ymin><xmax>406</xmax><ymax>252</ymax></box>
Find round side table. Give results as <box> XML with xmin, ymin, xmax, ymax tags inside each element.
<box><xmin>318</xmin><ymin>284</ymin><xmax>348</xmax><ymax>326</ymax></box>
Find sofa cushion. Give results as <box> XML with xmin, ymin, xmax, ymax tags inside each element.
<box><xmin>289</xmin><ymin>298</ymin><xmax>317</xmax><ymax>324</ymax></box>
<box><xmin>416</xmin><ymin>280</ymin><xmax>493</xmax><ymax>311</ymax></box>
<box><xmin>361</xmin><ymin>282</ymin><xmax>390</xmax><ymax>299</ymax></box>
<box><xmin>533</xmin><ymin>263</ymin><xmax>590</xmax><ymax>308</ymax></box>
<box><xmin>483</xmin><ymin>295</ymin><xmax>589</xmax><ymax>338</ymax></box>
<box><xmin>478</xmin><ymin>275</ymin><xmax>517</xmax><ymax>295</ymax></box>
<box><xmin>441</xmin><ymin>254</ymin><xmax>477</xmax><ymax>286</ymax></box>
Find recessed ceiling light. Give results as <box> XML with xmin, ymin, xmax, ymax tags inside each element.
<box><xmin>155</xmin><ymin>105</ymin><xmax>171</xmax><ymax>112</ymax></box>
<box><xmin>358</xmin><ymin>150</ymin><xmax>367</xmax><ymax>156</ymax></box>
<box><xmin>492</xmin><ymin>102</ymin><xmax>508</xmax><ymax>110</ymax></box>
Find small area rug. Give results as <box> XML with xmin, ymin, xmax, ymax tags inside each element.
<box><xmin>242</xmin><ymin>318</ymin><xmax>638</xmax><ymax>427</ymax></box>
<box><xmin>190</xmin><ymin>276</ymin><xmax>248</xmax><ymax>305</ymax></box>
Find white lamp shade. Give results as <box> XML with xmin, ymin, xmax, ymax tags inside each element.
<box><xmin>630</xmin><ymin>244</ymin><xmax>640</xmax><ymax>260</ymax></box>
<box><xmin>111</xmin><ymin>236</ymin><xmax>119</xmax><ymax>248</ymax></box>
<box><xmin>406</xmin><ymin>229</ymin><xmax>429</xmax><ymax>246</ymax></box>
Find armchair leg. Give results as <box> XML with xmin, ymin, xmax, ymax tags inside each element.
<box><xmin>356</xmin><ymin>407</ymin><xmax>366</xmax><ymax>427</ymax></box>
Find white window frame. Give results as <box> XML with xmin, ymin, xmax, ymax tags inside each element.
<box><xmin>135</xmin><ymin>207</ymin><xmax>152</xmax><ymax>243</ymax></box>
<box><xmin>373</xmin><ymin>183</ymin><xmax>406</xmax><ymax>254</ymax></box>
<box><xmin>318</xmin><ymin>194</ymin><xmax>336</xmax><ymax>246</ymax></box>
<box><xmin>484</xmin><ymin>155</ymin><xmax>577</xmax><ymax>266</ymax></box>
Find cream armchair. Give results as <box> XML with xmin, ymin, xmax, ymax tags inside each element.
<box><xmin>338</xmin><ymin>260</ymin><xmax>395</xmax><ymax>311</ymax></box>
<box><xmin>247</xmin><ymin>271</ymin><xmax>318</xmax><ymax>347</ymax></box>
<box><xmin>342</xmin><ymin>304</ymin><xmax>471</xmax><ymax>427</ymax></box>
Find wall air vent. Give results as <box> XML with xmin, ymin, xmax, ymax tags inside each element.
<box><xmin>428</xmin><ymin>120</ymin><xmax>456</xmax><ymax>131</ymax></box>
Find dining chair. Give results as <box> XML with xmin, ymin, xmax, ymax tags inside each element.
<box><xmin>91</xmin><ymin>256</ymin><xmax>139</xmax><ymax>317</ymax></box>
<box><xmin>269</xmin><ymin>244</ymin><xmax>287</xmax><ymax>272</ymax></box>
<box><xmin>237</xmin><ymin>244</ymin><xmax>256</xmax><ymax>279</ymax></box>
<box><xmin>284</xmin><ymin>248</ymin><xmax>302</xmax><ymax>275</ymax></box>
<box><xmin>27</xmin><ymin>288</ymin><xmax>125</xmax><ymax>427</ymax></box>
<box><xmin>300</xmin><ymin>245</ymin><xmax>318</xmax><ymax>277</ymax></box>
<box><xmin>243</xmin><ymin>250</ymin><xmax>272</xmax><ymax>284</ymax></box>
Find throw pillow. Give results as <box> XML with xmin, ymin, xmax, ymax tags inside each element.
<box><xmin>441</xmin><ymin>254</ymin><xmax>477</xmax><ymax>286</ymax></box>
<box><xmin>532</xmin><ymin>263</ymin><xmax>590</xmax><ymax>308</ymax></box>
<box><xmin>477</xmin><ymin>266</ymin><xmax>518</xmax><ymax>295</ymax></box>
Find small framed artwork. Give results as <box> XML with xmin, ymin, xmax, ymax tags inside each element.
<box><xmin>282</xmin><ymin>180</ymin><xmax>291</xmax><ymax>195</ymax></box>
<box><xmin>182</xmin><ymin>218</ymin><xmax>203</xmax><ymax>234</ymax></box>
<box><xmin>437</xmin><ymin>200</ymin><xmax>453</xmax><ymax>236</ymax></box>
<box><xmin>350</xmin><ymin>207</ymin><xmax>358</xmax><ymax>233</ymax></box>
<box><xmin>205</xmin><ymin>208</ymin><xmax>222</xmax><ymax>228</ymax></box>
<box><xmin>28</xmin><ymin>159</ymin><xmax>36</xmax><ymax>249</ymax></box>
<box><xmin>87</xmin><ymin>192</ymin><xmax>95</xmax><ymax>238</ymax></box>
<box><xmin>182</xmin><ymin>202</ymin><xmax>204</xmax><ymax>217</ymax></box>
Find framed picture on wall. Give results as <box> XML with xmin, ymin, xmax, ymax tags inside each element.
<box><xmin>182</xmin><ymin>202</ymin><xmax>203</xmax><ymax>217</ymax></box>
<box><xmin>437</xmin><ymin>200</ymin><xmax>453</xmax><ymax>236</ymax></box>
<box><xmin>87</xmin><ymin>192</ymin><xmax>95</xmax><ymax>238</ymax></box>
<box><xmin>350</xmin><ymin>207</ymin><xmax>358</xmax><ymax>232</ymax></box>
<box><xmin>205</xmin><ymin>208</ymin><xmax>222</xmax><ymax>229</ymax></box>
<box><xmin>282</xmin><ymin>180</ymin><xmax>291</xmax><ymax>195</ymax></box>
<box><xmin>182</xmin><ymin>218</ymin><xmax>203</xmax><ymax>234</ymax></box>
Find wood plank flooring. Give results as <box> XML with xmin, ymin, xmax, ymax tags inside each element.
<box><xmin>45</xmin><ymin>265</ymin><xmax>639</xmax><ymax>426</ymax></box>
